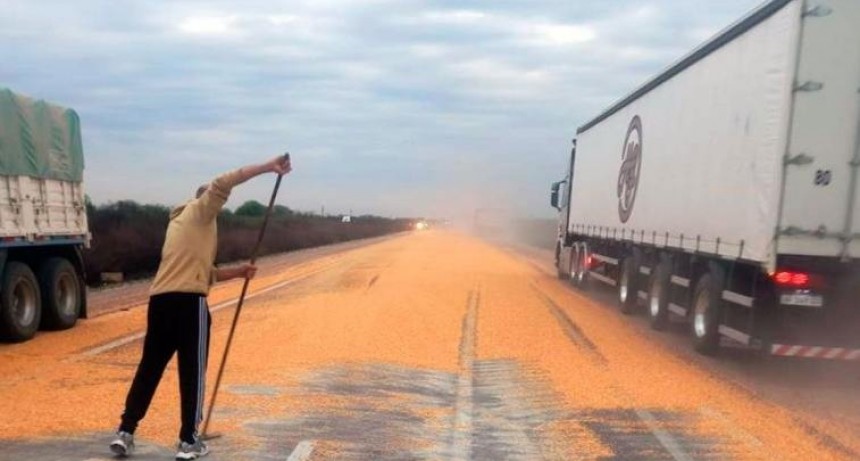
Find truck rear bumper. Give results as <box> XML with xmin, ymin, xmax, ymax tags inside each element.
<box><xmin>769</xmin><ymin>344</ymin><xmax>860</xmax><ymax>360</ymax></box>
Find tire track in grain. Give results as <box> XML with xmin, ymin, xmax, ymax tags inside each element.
<box><xmin>530</xmin><ymin>283</ymin><xmax>607</xmax><ymax>365</ymax></box>
<box><xmin>366</xmin><ymin>274</ymin><xmax>380</xmax><ymax>291</ymax></box>
<box><xmin>529</xmin><ymin>283</ymin><xmax>741</xmax><ymax>461</ymax></box>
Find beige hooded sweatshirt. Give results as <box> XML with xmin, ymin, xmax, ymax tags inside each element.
<box><xmin>149</xmin><ymin>170</ymin><xmax>242</xmax><ymax>296</ymax></box>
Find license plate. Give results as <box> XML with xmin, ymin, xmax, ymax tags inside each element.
<box><xmin>780</xmin><ymin>293</ymin><xmax>824</xmax><ymax>307</ymax></box>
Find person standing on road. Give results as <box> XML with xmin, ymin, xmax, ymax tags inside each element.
<box><xmin>109</xmin><ymin>155</ymin><xmax>292</xmax><ymax>460</ymax></box>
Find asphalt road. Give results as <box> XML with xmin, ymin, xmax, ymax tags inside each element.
<box><xmin>1</xmin><ymin>230</ymin><xmax>858</xmax><ymax>460</ymax></box>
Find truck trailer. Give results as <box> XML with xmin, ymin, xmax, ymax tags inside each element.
<box><xmin>550</xmin><ymin>0</ymin><xmax>860</xmax><ymax>359</ymax></box>
<box><xmin>0</xmin><ymin>88</ymin><xmax>89</xmax><ymax>342</ymax></box>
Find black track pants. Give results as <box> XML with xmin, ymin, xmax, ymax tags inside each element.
<box><xmin>119</xmin><ymin>292</ymin><xmax>210</xmax><ymax>444</ymax></box>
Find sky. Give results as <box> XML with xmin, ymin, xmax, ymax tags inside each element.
<box><xmin>0</xmin><ymin>0</ymin><xmax>763</xmax><ymax>219</ymax></box>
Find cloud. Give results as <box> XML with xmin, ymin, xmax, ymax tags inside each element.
<box><xmin>178</xmin><ymin>15</ymin><xmax>239</xmax><ymax>35</ymax></box>
<box><xmin>421</xmin><ymin>9</ymin><xmax>487</xmax><ymax>24</ymax></box>
<box><xmin>0</xmin><ymin>0</ymin><xmax>763</xmax><ymax>218</ymax></box>
<box><xmin>528</xmin><ymin>23</ymin><xmax>596</xmax><ymax>46</ymax></box>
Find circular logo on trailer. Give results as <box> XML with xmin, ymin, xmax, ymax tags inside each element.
<box><xmin>617</xmin><ymin>116</ymin><xmax>642</xmax><ymax>223</ymax></box>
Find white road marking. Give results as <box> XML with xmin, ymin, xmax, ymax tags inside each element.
<box><xmin>286</xmin><ymin>440</ymin><xmax>315</xmax><ymax>461</ymax></box>
<box><xmin>633</xmin><ymin>408</ymin><xmax>694</xmax><ymax>461</ymax></box>
<box><xmin>77</xmin><ymin>331</ymin><xmax>146</xmax><ymax>358</ymax></box>
<box><xmin>76</xmin><ymin>263</ymin><xmax>339</xmax><ymax>358</ymax></box>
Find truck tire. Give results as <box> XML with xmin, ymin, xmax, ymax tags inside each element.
<box><xmin>572</xmin><ymin>244</ymin><xmax>590</xmax><ymax>289</ymax></box>
<box><xmin>648</xmin><ymin>260</ymin><xmax>671</xmax><ymax>330</ymax></box>
<box><xmin>556</xmin><ymin>245</ymin><xmax>569</xmax><ymax>280</ymax></box>
<box><xmin>38</xmin><ymin>258</ymin><xmax>81</xmax><ymax>330</ymax></box>
<box><xmin>0</xmin><ymin>262</ymin><xmax>42</xmax><ymax>342</ymax></box>
<box><xmin>569</xmin><ymin>246</ymin><xmax>581</xmax><ymax>286</ymax></box>
<box><xmin>618</xmin><ymin>256</ymin><xmax>638</xmax><ymax>315</ymax></box>
<box><xmin>566</xmin><ymin>247</ymin><xmax>577</xmax><ymax>281</ymax></box>
<box><xmin>691</xmin><ymin>268</ymin><xmax>724</xmax><ymax>355</ymax></box>
<box><xmin>555</xmin><ymin>245</ymin><xmax>564</xmax><ymax>279</ymax></box>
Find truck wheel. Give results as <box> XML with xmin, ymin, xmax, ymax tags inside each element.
<box><xmin>573</xmin><ymin>244</ymin><xmax>590</xmax><ymax>289</ymax></box>
<box><xmin>569</xmin><ymin>246</ymin><xmax>580</xmax><ymax>284</ymax></box>
<box><xmin>691</xmin><ymin>269</ymin><xmax>724</xmax><ymax>355</ymax></box>
<box><xmin>618</xmin><ymin>257</ymin><xmax>638</xmax><ymax>315</ymax></box>
<box><xmin>38</xmin><ymin>258</ymin><xmax>81</xmax><ymax>330</ymax></box>
<box><xmin>556</xmin><ymin>245</ymin><xmax>570</xmax><ymax>280</ymax></box>
<box><xmin>648</xmin><ymin>260</ymin><xmax>671</xmax><ymax>330</ymax></box>
<box><xmin>0</xmin><ymin>262</ymin><xmax>42</xmax><ymax>342</ymax></box>
<box><xmin>555</xmin><ymin>245</ymin><xmax>564</xmax><ymax>279</ymax></box>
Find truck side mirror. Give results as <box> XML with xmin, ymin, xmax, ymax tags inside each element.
<box><xmin>550</xmin><ymin>182</ymin><xmax>561</xmax><ymax>209</ymax></box>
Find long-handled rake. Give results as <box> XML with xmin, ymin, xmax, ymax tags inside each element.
<box><xmin>201</xmin><ymin>152</ymin><xmax>290</xmax><ymax>441</ymax></box>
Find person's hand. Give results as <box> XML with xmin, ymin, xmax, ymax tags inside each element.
<box><xmin>267</xmin><ymin>155</ymin><xmax>292</xmax><ymax>176</ymax></box>
<box><xmin>239</xmin><ymin>264</ymin><xmax>258</xmax><ymax>280</ymax></box>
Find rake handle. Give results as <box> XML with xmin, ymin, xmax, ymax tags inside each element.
<box><xmin>201</xmin><ymin>153</ymin><xmax>288</xmax><ymax>438</ymax></box>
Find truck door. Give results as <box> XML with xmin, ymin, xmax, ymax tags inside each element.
<box><xmin>779</xmin><ymin>0</ymin><xmax>860</xmax><ymax>260</ymax></box>
<box><xmin>562</xmin><ymin>140</ymin><xmax>576</xmax><ymax>238</ymax></box>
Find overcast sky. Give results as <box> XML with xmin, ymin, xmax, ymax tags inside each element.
<box><xmin>1</xmin><ymin>0</ymin><xmax>763</xmax><ymax>219</ymax></box>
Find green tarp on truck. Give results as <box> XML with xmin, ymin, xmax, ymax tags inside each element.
<box><xmin>0</xmin><ymin>87</ymin><xmax>84</xmax><ymax>182</ymax></box>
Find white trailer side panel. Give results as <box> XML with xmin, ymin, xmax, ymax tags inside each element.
<box><xmin>0</xmin><ymin>176</ymin><xmax>23</xmax><ymax>236</ymax></box>
<box><xmin>779</xmin><ymin>0</ymin><xmax>860</xmax><ymax>259</ymax></box>
<box><xmin>0</xmin><ymin>175</ymin><xmax>88</xmax><ymax>239</ymax></box>
<box><xmin>568</xmin><ymin>0</ymin><xmax>801</xmax><ymax>265</ymax></box>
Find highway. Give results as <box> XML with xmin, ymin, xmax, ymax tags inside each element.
<box><xmin>0</xmin><ymin>230</ymin><xmax>858</xmax><ymax>460</ymax></box>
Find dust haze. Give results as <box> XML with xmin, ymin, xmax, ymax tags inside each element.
<box><xmin>414</xmin><ymin>170</ymin><xmax>560</xmax><ymax>252</ymax></box>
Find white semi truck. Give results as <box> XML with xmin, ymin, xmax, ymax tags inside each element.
<box><xmin>0</xmin><ymin>88</ymin><xmax>89</xmax><ymax>342</ymax></box>
<box><xmin>551</xmin><ymin>0</ymin><xmax>860</xmax><ymax>359</ymax></box>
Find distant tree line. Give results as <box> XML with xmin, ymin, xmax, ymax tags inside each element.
<box><xmin>84</xmin><ymin>198</ymin><xmax>411</xmax><ymax>285</ymax></box>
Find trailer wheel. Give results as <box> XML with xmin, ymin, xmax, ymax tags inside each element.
<box><xmin>39</xmin><ymin>258</ymin><xmax>81</xmax><ymax>330</ymax></box>
<box><xmin>618</xmin><ymin>257</ymin><xmax>638</xmax><ymax>315</ymax></box>
<box><xmin>691</xmin><ymin>269</ymin><xmax>724</xmax><ymax>355</ymax></box>
<box><xmin>648</xmin><ymin>260</ymin><xmax>671</xmax><ymax>330</ymax></box>
<box><xmin>0</xmin><ymin>262</ymin><xmax>42</xmax><ymax>342</ymax></box>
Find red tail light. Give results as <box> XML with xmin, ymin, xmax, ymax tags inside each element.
<box><xmin>585</xmin><ymin>255</ymin><xmax>594</xmax><ymax>268</ymax></box>
<box><xmin>773</xmin><ymin>271</ymin><xmax>810</xmax><ymax>287</ymax></box>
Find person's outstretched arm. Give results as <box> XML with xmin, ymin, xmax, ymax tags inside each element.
<box><xmin>196</xmin><ymin>155</ymin><xmax>292</xmax><ymax>222</ymax></box>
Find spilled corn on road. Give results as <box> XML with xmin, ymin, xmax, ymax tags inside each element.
<box><xmin>1</xmin><ymin>230</ymin><xmax>859</xmax><ymax>460</ymax></box>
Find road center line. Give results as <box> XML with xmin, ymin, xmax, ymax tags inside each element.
<box><xmin>286</xmin><ymin>440</ymin><xmax>315</xmax><ymax>461</ymax></box>
<box><xmin>75</xmin><ymin>263</ymin><xmax>339</xmax><ymax>358</ymax></box>
<box><xmin>451</xmin><ymin>288</ymin><xmax>479</xmax><ymax>461</ymax></box>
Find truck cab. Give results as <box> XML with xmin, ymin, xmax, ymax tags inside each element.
<box><xmin>550</xmin><ymin>139</ymin><xmax>576</xmax><ymax>278</ymax></box>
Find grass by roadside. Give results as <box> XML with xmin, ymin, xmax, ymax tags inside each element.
<box><xmin>84</xmin><ymin>200</ymin><xmax>413</xmax><ymax>285</ymax></box>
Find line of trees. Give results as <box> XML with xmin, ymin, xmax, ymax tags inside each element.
<box><xmin>83</xmin><ymin>199</ymin><xmax>412</xmax><ymax>284</ymax></box>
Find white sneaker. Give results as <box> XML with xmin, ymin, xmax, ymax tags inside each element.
<box><xmin>175</xmin><ymin>438</ymin><xmax>209</xmax><ymax>460</ymax></box>
<box><xmin>109</xmin><ymin>431</ymin><xmax>135</xmax><ymax>457</ymax></box>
